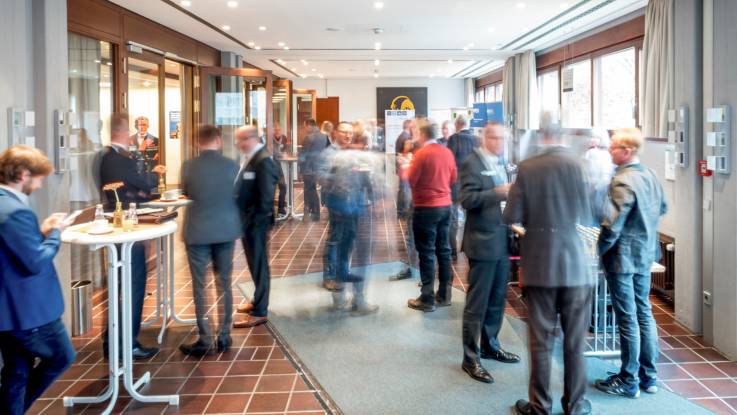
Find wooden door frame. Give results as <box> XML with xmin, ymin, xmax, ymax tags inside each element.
<box><xmin>125</xmin><ymin>51</ymin><xmax>167</xmax><ymax>168</ymax></box>
<box><xmin>273</xmin><ymin>79</ymin><xmax>293</xmax><ymax>144</ymax></box>
<box><xmin>199</xmin><ymin>66</ymin><xmax>274</xmax><ymax>151</ymax></box>
<box><xmin>293</xmin><ymin>88</ymin><xmax>318</xmax><ymax>119</ymax></box>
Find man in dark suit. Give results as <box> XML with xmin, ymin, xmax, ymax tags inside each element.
<box><xmin>178</xmin><ymin>125</ymin><xmax>242</xmax><ymax>356</ymax></box>
<box><xmin>233</xmin><ymin>125</ymin><xmax>279</xmax><ymax>328</ymax></box>
<box><xmin>594</xmin><ymin>128</ymin><xmax>667</xmax><ymax>398</ymax></box>
<box><xmin>459</xmin><ymin>123</ymin><xmax>520</xmax><ymax>384</ymax></box>
<box><xmin>272</xmin><ymin>123</ymin><xmax>290</xmax><ymax>216</ymax></box>
<box><xmin>447</xmin><ymin>115</ymin><xmax>480</xmax><ymax>261</ymax></box>
<box><xmin>130</xmin><ymin>116</ymin><xmax>160</xmax><ymax>175</ymax></box>
<box><xmin>300</xmin><ymin>118</ymin><xmax>329</xmax><ymax>221</ymax></box>
<box><xmin>504</xmin><ymin>126</ymin><xmax>594</xmax><ymax>415</ymax></box>
<box><xmin>99</xmin><ymin>113</ymin><xmax>164</xmax><ymax>360</ymax></box>
<box><xmin>0</xmin><ymin>145</ymin><xmax>76</xmax><ymax>414</ymax></box>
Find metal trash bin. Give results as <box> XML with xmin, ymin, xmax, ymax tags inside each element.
<box><xmin>71</xmin><ymin>280</ymin><xmax>93</xmax><ymax>336</ymax></box>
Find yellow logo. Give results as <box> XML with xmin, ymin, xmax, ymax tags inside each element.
<box><xmin>390</xmin><ymin>96</ymin><xmax>415</xmax><ymax>110</ymax></box>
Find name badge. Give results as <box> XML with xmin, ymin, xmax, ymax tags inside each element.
<box><xmin>242</xmin><ymin>172</ymin><xmax>256</xmax><ymax>180</ymax></box>
<box><xmin>481</xmin><ymin>170</ymin><xmax>494</xmax><ymax>176</ymax></box>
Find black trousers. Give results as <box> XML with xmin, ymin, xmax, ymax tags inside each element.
<box><xmin>412</xmin><ymin>205</ymin><xmax>452</xmax><ymax>304</ymax></box>
<box><xmin>242</xmin><ymin>223</ymin><xmax>272</xmax><ymax>317</ymax></box>
<box><xmin>103</xmin><ymin>241</ymin><xmax>147</xmax><ymax>349</ymax></box>
<box><xmin>303</xmin><ymin>174</ymin><xmax>320</xmax><ymax>217</ymax></box>
<box><xmin>525</xmin><ymin>286</ymin><xmax>592</xmax><ymax>415</ymax></box>
<box><xmin>462</xmin><ymin>258</ymin><xmax>510</xmax><ymax>365</ymax></box>
<box><xmin>186</xmin><ymin>242</ymin><xmax>234</xmax><ymax>340</ymax></box>
<box><xmin>276</xmin><ymin>161</ymin><xmax>287</xmax><ymax>214</ymax></box>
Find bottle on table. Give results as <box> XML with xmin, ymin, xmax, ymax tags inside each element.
<box><xmin>123</xmin><ymin>202</ymin><xmax>137</xmax><ymax>232</ymax></box>
<box><xmin>93</xmin><ymin>204</ymin><xmax>106</xmax><ymax>226</ymax></box>
<box><xmin>113</xmin><ymin>202</ymin><xmax>123</xmax><ymax>228</ymax></box>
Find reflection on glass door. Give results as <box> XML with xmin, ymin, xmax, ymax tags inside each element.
<box><xmin>127</xmin><ymin>56</ymin><xmax>162</xmax><ymax>189</ymax></box>
<box><xmin>292</xmin><ymin>90</ymin><xmax>316</xmax><ymax>154</ymax></box>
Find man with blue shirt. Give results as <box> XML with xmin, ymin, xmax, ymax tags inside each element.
<box><xmin>0</xmin><ymin>145</ymin><xmax>76</xmax><ymax>415</ymax></box>
<box><xmin>595</xmin><ymin>128</ymin><xmax>667</xmax><ymax>398</ymax></box>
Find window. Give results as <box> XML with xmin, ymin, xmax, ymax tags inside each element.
<box><xmin>561</xmin><ymin>59</ymin><xmax>592</xmax><ymax>128</ymax></box>
<box><xmin>594</xmin><ymin>47</ymin><xmax>636</xmax><ymax>128</ymax></box>
<box><xmin>495</xmin><ymin>84</ymin><xmax>503</xmax><ymax>102</ymax></box>
<box><xmin>475</xmin><ymin>89</ymin><xmax>484</xmax><ymax>103</ymax></box>
<box><xmin>537</xmin><ymin>70</ymin><xmax>559</xmax><ymax>121</ymax></box>
<box><xmin>485</xmin><ymin>85</ymin><xmax>494</xmax><ymax>101</ymax></box>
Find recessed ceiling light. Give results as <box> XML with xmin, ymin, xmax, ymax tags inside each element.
<box><xmin>301</xmin><ymin>59</ymin><xmax>309</xmax><ymax>65</ymax></box>
<box><xmin>373</xmin><ymin>73</ymin><xmax>379</xmax><ymax>78</ymax></box>
<box><xmin>283</xmin><ymin>46</ymin><xmax>289</xmax><ymax>50</ymax></box>
<box><xmin>247</xmin><ymin>41</ymin><xmax>255</xmax><ymax>47</ymax></box>
<box><xmin>374</xmin><ymin>1</ymin><xmax>384</xmax><ymax>9</ymax></box>
<box><xmin>254</xmin><ymin>45</ymin><xmax>261</xmax><ymax>50</ymax></box>
<box><xmin>375</xmin><ymin>42</ymin><xmax>381</xmax><ymax>50</ymax></box>
<box><xmin>516</xmin><ymin>2</ymin><xmax>526</xmax><ymax>8</ymax></box>
<box><xmin>374</xmin><ymin>59</ymin><xmax>380</xmax><ymax>66</ymax></box>
<box><xmin>291</xmin><ymin>67</ymin><xmax>297</xmax><ymax>71</ymax></box>
<box><xmin>180</xmin><ymin>0</ymin><xmax>191</xmax><ymax>7</ymax></box>
<box><xmin>276</xmin><ymin>59</ymin><xmax>285</xmax><ymax>64</ymax></box>
<box><xmin>71</xmin><ymin>69</ymin><xmax>78</xmax><ymax>73</ymax></box>
<box><xmin>311</xmin><ymin>68</ymin><xmax>316</xmax><ymax>72</ymax></box>
<box><xmin>221</xmin><ymin>25</ymin><xmax>230</xmax><ymax>31</ymax></box>
<box><xmin>258</xmin><ymin>26</ymin><xmax>266</xmax><ymax>31</ymax></box>
<box><xmin>488</xmin><ymin>27</ymin><xmax>495</xmax><ymax>33</ymax></box>
<box><xmin>560</xmin><ymin>3</ymin><xmax>569</xmax><ymax>9</ymax></box>
<box><xmin>278</xmin><ymin>42</ymin><xmax>285</xmax><ymax>47</ymax></box>
<box><xmin>318</xmin><ymin>74</ymin><xmax>324</xmax><ymax>78</ymax></box>
<box><xmin>227</xmin><ymin>1</ymin><xmax>237</xmax><ymax>7</ymax></box>
<box><xmin>447</xmin><ymin>59</ymin><xmax>453</xmax><ymax>64</ymax></box>
<box><xmin>300</xmin><ymin>74</ymin><xmax>307</xmax><ymax>78</ymax></box>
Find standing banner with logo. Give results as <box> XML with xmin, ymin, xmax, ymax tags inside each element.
<box><xmin>376</xmin><ymin>87</ymin><xmax>428</xmax><ymax>124</ymax></box>
<box><xmin>385</xmin><ymin>110</ymin><xmax>415</xmax><ymax>154</ymax></box>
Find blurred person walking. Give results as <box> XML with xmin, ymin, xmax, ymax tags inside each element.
<box><xmin>459</xmin><ymin>123</ymin><xmax>520</xmax><ymax>384</ymax></box>
<box><xmin>233</xmin><ymin>126</ymin><xmax>280</xmax><ymax>328</ymax></box>
<box><xmin>179</xmin><ymin>125</ymin><xmax>242</xmax><ymax>356</ymax></box>
<box><xmin>272</xmin><ymin>123</ymin><xmax>290</xmax><ymax>216</ymax></box>
<box><xmin>300</xmin><ymin>119</ymin><xmax>329</xmax><ymax>221</ymax></box>
<box><xmin>447</xmin><ymin>115</ymin><xmax>480</xmax><ymax>261</ymax></box>
<box><xmin>406</xmin><ymin>119</ymin><xmax>457</xmax><ymax>312</ymax></box>
<box><xmin>0</xmin><ymin>146</ymin><xmax>76</xmax><ymax>415</ymax></box>
<box><xmin>594</xmin><ymin>128</ymin><xmax>667</xmax><ymax>398</ymax></box>
<box><xmin>504</xmin><ymin>126</ymin><xmax>594</xmax><ymax>415</ymax></box>
<box><xmin>438</xmin><ymin>120</ymin><xmax>453</xmax><ymax>147</ymax></box>
<box><xmin>390</xmin><ymin>138</ymin><xmax>419</xmax><ymax>281</ymax></box>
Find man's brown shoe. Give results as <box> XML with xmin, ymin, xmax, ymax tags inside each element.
<box><xmin>236</xmin><ymin>303</ymin><xmax>254</xmax><ymax>314</ymax></box>
<box><xmin>322</xmin><ymin>280</ymin><xmax>344</xmax><ymax>292</ymax></box>
<box><xmin>233</xmin><ymin>316</ymin><xmax>268</xmax><ymax>328</ymax></box>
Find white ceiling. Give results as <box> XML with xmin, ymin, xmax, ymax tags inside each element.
<box><xmin>110</xmin><ymin>0</ymin><xmax>646</xmax><ymax>80</ymax></box>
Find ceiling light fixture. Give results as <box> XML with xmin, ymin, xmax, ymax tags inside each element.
<box><xmin>301</xmin><ymin>59</ymin><xmax>309</xmax><ymax>65</ymax></box>
<box><xmin>374</xmin><ymin>1</ymin><xmax>384</xmax><ymax>9</ymax></box>
<box><xmin>311</xmin><ymin>68</ymin><xmax>316</xmax><ymax>72</ymax></box>
<box><xmin>254</xmin><ymin>45</ymin><xmax>261</xmax><ymax>50</ymax></box>
<box><xmin>374</xmin><ymin>73</ymin><xmax>379</xmax><ymax>78</ymax></box>
<box><xmin>488</xmin><ymin>27</ymin><xmax>495</xmax><ymax>33</ymax></box>
<box><xmin>318</xmin><ymin>74</ymin><xmax>324</xmax><ymax>78</ymax></box>
<box><xmin>221</xmin><ymin>25</ymin><xmax>230</xmax><ymax>31</ymax></box>
<box><xmin>277</xmin><ymin>59</ymin><xmax>285</xmax><ymax>64</ymax></box>
<box><xmin>258</xmin><ymin>26</ymin><xmax>267</xmax><ymax>31</ymax></box>
<box><xmin>447</xmin><ymin>59</ymin><xmax>453</xmax><ymax>64</ymax></box>
<box><xmin>180</xmin><ymin>0</ymin><xmax>191</xmax><ymax>7</ymax></box>
<box><xmin>374</xmin><ymin>59</ymin><xmax>380</xmax><ymax>66</ymax></box>
<box><xmin>516</xmin><ymin>2</ymin><xmax>526</xmax><ymax>8</ymax></box>
<box><xmin>300</xmin><ymin>74</ymin><xmax>307</xmax><ymax>78</ymax></box>
<box><xmin>278</xmin><ymin>42</ymin><xmax>285</xmax><ymax>47</ymax></box>
<box><xmin>247</xmin><ymin>41</ymin><xmax>255</xmax><ymax>47</ymax></box>
<box><xmin>375</xmin><ymin>42</ymin><xmax>381</xmax><ymax>50</ymax></box>
<box><xmin>291</xmin><ymin>67</ymin><xmax>297</xmax><ymax>71</ymax></box>
<box><xmin>227</xmin><ymin>1</ymin><xmax>238</xmax><ymax>7</ymax></box>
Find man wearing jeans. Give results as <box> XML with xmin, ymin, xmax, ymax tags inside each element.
<box><xmin>0</xmin><ymin>145</ymin><xmax>76</xmax><ymax>414</ymax></box>
<box><xmin>595</xmin><ymin>128</ymin><xmax>667</xmax><ymax>398</ymax></box>
<box><xmin>406</xmin><ymin>119</ymin><xmax>457</xmax><ymax>312</ymax></box>
<box><xmin>179</xmin><ymin>125</ymin><xmax>242</xmax><ymax>356</ymax></box>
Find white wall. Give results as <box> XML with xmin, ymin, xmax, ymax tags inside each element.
<box><xmin>293</xmin><ymin>78</ymin><xmax>466</xmax><ymax>122</ymax></box>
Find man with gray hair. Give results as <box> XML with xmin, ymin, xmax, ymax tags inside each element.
<box><xmin>233</xmin><ymin>125</ymin><xmax>279</xmax><ymax>328</ymax></box>
<box><xmin>447</xmin><ymin>115</ymin><xmax>479</xmax><ymax>261</ymax></box>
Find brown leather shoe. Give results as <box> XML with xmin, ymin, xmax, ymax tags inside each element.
<box><xmin>233</xmin><ymin>316</ymin><xmax>268</xmax><ymax>328</ymax></box>
<box><xmin>236</xmin><ymin>303</ymin><xmax>254</xmax><ymax>314</ymax></box>
<box><xmin>322</xmin><ymin>280</ymin><xmax>344</xmax><ymax>292</ymax></box>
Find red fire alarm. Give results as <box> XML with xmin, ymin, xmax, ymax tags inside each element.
<box><xmin>699</xmin><ymin>159</ymin><xmax>712</xmax><ymax>177</ymax></box>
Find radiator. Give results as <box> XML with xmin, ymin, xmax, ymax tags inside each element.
<box><xmin>651</xmin><ymin>234</ymin><xmax>675</xmax><ymax>305</ymax></box>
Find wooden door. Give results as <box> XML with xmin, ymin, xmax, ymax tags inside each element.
<box><xmin>316</xmin><ymin>97</ymin><xmax>339</xmax><ymax>128</ymax></box>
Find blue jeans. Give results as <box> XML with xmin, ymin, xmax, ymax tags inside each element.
<box><xmin>606</xmin><ymin>271</ymin><xmax>659</xmax><ymax>386</ymax></box>
<box><xmin>412</xmin><ymin>206</ymin><xmax>452</xmax><ymax>303</ymax></box>
<box><xmin>0</xmin><ymin>318</ymin><xmax>76</xmax><ymax>414</ymax></box>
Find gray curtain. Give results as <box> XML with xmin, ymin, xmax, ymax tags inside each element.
<box><xmin>642</xmin><ymin>0</ymin><xmax>675</xmax><ymax>138</ymax></box>
<box><xmin>515</xmin><ymin>50</ymin><xmax>540</xmax><ymax>131</ymax></box>
<box><xmin>502</xmin><ymin>57</ymin><xmax>515</xmax><ymax>128</ymax></box>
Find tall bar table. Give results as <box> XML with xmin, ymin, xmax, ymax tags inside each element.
<box><xmin>141</xmin><ymin>198</ymin><xmax>196</xmax><ymax>343</ymax></box>
<box><xmin>278</xmin><ymin>155</ymin><xmax>303</xmax><ymax>221</ymax></box>
<box><xmin>61</xmin><ymin>221</ymin><xmax>180</xmax><ymax>414</ymax></box>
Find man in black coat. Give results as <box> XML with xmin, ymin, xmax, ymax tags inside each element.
<box><xmin>300</xmin><ymin>118</ymin><xmax>329</xmax><ymax>221</ymax></box>
<box><xmin>447</xmin><ymin>115</ymin><xmax>480</xmax><ymax>260</ymax></box>
<box><xmin>99</xmin><ymin>113</ymin><xmax>164</xmax><ymax>360</ymax></box>
<box><xmin>459</xmin><ymin>123</ymin><xmax>520</xmax><ymax>384</ymax></box>
<box><xmin>233</xmin><ymin>126</ymin><xmax>279</xmax><ymax>328</ymax></box>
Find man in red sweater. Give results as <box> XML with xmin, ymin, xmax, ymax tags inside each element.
<box><xmin>407</xmin><ymin>119</ymin><xmax>458</xmax><ymax>312</ymax></box>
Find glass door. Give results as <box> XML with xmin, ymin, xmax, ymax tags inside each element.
<box><xmin>273</xmin><ymin>79</ymin><xmax>292</xmax><ymax>154</ymax></box>
<box><xmin>199</xmin><ymin>67</ymin><xmax>273</xmax><ymax>160</ymax></box>
<box><xmin>292</xmin><ymin>89</ymin><xmax>317</xmax><ymax>154</ymax></box>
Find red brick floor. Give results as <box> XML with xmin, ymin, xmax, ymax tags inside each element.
<box><xmin>32</xmin><ymin>187</ymin><xmax>733</xmax><ymax>414</ymax></box>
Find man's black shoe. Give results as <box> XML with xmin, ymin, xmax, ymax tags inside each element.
<box><xmin>462</xmin><ymin>362</ymin><xmax>493</xmax><ymax>383</ymax></box>
<box><xmin>179</xmin><ymin>340</ymin><xmax>215</xmax><ymax>357</ymax></box>
<box><xmin>562</xmin><ymin>398</ymin><xmax>593</xmax><ymax>415</ymax></box>
<box><xmin>435</xmin><ymin>294</ymin><xmax>451</xmax><ymax>307</ymax></box>
<box><xmin>217</xmin><ymin>334</ymin><xmax>232</xmax><ymax>353</ymax></box>
<box><xmin>132</xmin><ymin>345</ymin><xmax>159</xmax><ymax>360</ymax></box>
<box><xmin>480</xmin><ymin>348</ymin><xmax>521</xmax><ymax>363</ymax></box>
<box><xmin>513</xmin><ymin>399</ymin><xmax>533</xmax><ymax>415</ymax></box>
<box><xmin>389</xmin><ymin>269</ymin><xmax>412</xmax><ymax>281</ymax></box>
<box><xmin>407</xmin><ymin>297</ymin><xmax>436</xmax><ymax>312</ymax></box>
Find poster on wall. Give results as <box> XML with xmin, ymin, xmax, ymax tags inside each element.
<box><xmin>215</xmin><ymin>92</ymin><xmax>245</xmax><ymax>125</ymax></box>
<box><xmin>376</xmin><ymin>87</ymin><xmax>427</xmax><ymax>124</ymax></box>
<box><xmin>169</xmin><ymin>111</ymin><xmax>181</xmax><ymax>139</ymax></box>
<box><xmin>385</xmin><ymin>110</ymin><xmax>415</xmax><ymax>154</ymax></box>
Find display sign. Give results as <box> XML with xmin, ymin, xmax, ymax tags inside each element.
<box><xmin>377</xmin><ymin>87</ymin><xmax>427</xmax><ymax>123</ymax></box>
<box><xmin>562</xmin><ymin>67</ymin><xmax>574</xmax><ymax>92</ymax></box>
<box><xmin>215</xmin><ymin>92</ymin><xmax>244</xmax><ymax>126</ymax></box>
<box><xmin>385</xmin><ymin>109</ymin><xmax>415</xmax><ymax>154</ymax></box>
<box><xmin>471</xmin><ymin>102</ymin><xmax>504</xmax><ymax>128</ymax></box>
<box><xmin>169</xmin><ymin>111</ymin><xmax>181</xmax><ymax>139</ymax></box>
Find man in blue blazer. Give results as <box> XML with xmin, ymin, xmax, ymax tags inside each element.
<box><xmin>0</xmin><ymin>145</ymin><xmax>76</xmax><ymax>415</ymax></box>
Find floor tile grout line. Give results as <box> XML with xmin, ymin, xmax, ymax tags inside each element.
<box><xmin>241</xmin><ymin>337</ymin><xmax>277</xmax><ymax>415</ymax></box>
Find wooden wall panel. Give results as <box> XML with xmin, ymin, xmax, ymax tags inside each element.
<box><xmin>475</xmin><ymin>69</ymin><xmax>503</xmax><ymax>89</ymax></box>
<box><xmin>67</xmin><ymin>0</ymin><xmax>122</xmax><ymax>42</ymax></box>
<box><xmin>123</xmin><ymin>14</ymin><xmax>197</xmax><ymax>62</ymax></box>
<box><xmin>317</xmin><ymin>97</ymin><xmax>339</xmax><ymax>128</ymax></box>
